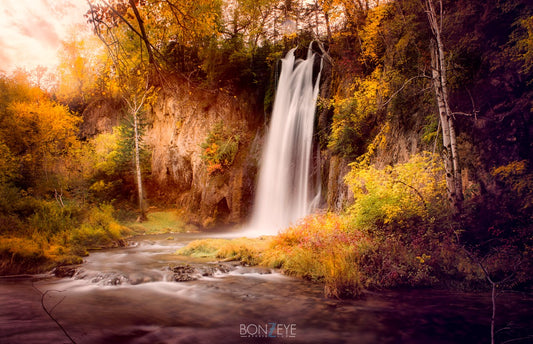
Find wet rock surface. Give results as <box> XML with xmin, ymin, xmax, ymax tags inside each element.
<box><xmin>52</xmin><ymin>266</ymin><xmax>77</xmax><ymax>278</ymax></box>
<box><xmin>168</xmin><ymin>263</ymin><xmax>236</xmax><ymax>282</ymax></box>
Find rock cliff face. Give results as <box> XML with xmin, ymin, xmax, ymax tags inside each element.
<box><xmin>80</xmin><ymin>98</ymin><xmax>124</xmax><ymax>138</ymax></box>
<box><xmin>144</xmin><ymin>81</ymin><xmax>262</xmax><ymax>227</ymax></box>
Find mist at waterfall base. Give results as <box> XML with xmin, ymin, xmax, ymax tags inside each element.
<box><xmin>243</xmin><ymin>47</ymin><xmax>322</xmax><ymax>237</ymax></box>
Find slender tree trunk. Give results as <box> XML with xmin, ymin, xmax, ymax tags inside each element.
<box><xmin>490</xmin><ymin>280</ymin><xmax>496</xmax><ymax>344</ymax></box>
<box><xmin>132</xmin><ymin>103</ymin><xmax>146</xmax><ymax>221</ymax></box>
<box><xmin>426</xmin><ymin>0</ymin><xmax>463</xmax><ymax>214</ymax></box>
<box><xmin>324</xmin><ymin>11</ymin><xmax>332</xmax><ymax>44</ymax></box>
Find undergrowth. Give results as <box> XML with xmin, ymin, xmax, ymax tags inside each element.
<box><xmin>0</xmin><ymin>200</ymin><xmax>131</xmax><ymax>275</ymax></box>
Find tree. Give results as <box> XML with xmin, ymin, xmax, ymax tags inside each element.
<box><xmin>119</xmin><ymin>75</ymin><xmax>152</xmax><ymax>221</ymax></box>
<box><xmin>0</xmin><ymin>72</ymin><xmax>80</xmax><ymax>192</ymax></box>
<box><xmin>87</xmin><ymin>0</ymin><xmax>157</xmax><ymax>220</ymax></box>
<box><xmin>56</xmin><ymin>33</ymin><xmax>108</xmax><ymax>112</ymax></box>
<box><xmin>425</xmin><ymin>0</ymin><xmax>463</xmax><ymax>214</ymax></box>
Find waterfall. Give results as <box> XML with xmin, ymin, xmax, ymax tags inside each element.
<box><xmin>248</xmin><ymin>47</ymin><xmax>322</xmax><ymax>235</ymax></box>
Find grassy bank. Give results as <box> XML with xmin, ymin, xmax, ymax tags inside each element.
<box><xmin>124</xmin><ymin>210</ymin><xmax>195</xmax><ymax>235</ymax></box>
<box><xmin>0</xmin><ymin>202</ymin><xmax>130</xmax><ymax>275</ymax></box>
<box><xmin>177</xmin><ymin>213</ymin><xmax>479</xmax><ymax>298</ymax></box>
<box><xmin>0</xmin><ymin>205</ymin><xmax>188</xmax><ymax>275</ymax></box>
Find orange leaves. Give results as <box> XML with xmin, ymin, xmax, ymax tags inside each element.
<box><xmin>274</xmin><ymin>213</ymin><xmax>365</xmax><ymax>251</ymax></box>
<box><xmin>206</xmin><ymin>162</ymin><xmax>223</xmax><ymax>175</ymax></box>
<box><xmin>266</xmin><ymin>213</ymin><xmax>367</xmax><ymax>298</ymax></box>
<box><xmin>200</xmin><ymin>121</ymin><xmax>240</xmax><ymax>176</ymax></box>
<box><xmin>8</xmin><ymin>100</ymin><xmax>80</xmax><ymax>156</ymax></box>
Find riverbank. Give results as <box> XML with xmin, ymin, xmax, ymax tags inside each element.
<box><xmin>177</xmin><ymin>213</ymin><xmax>531</xmax><ymax>298</ymax></box>
<box><xmin>2</xmin><ymin>232</ymin><xmax>532</xmax><ymax>344</ymax></box>
<box><xmin>0</xmin><ymin>208</ymin><xmax>190</xmax><ymax>276</ymax></box>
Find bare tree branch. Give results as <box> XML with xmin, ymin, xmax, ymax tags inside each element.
<box><xmin>128</xmin><ymin>0</ymin><xmax>155</xmax><ymax>64</ymax></box>
<box><xmin>32</xmin><ymin>284</ymin><xmax>76</xmax><ymax>344</ymax></box>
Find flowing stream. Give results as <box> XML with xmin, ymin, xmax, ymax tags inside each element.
<box><xmin>249</xmin><ymin>47</ymin><xmax>322</xmax><ymax>236</ymax></box>
<box><xmin>1</xmin><ymin>233</ymin><xmax>532</xmax><ymax>344</ymax></box>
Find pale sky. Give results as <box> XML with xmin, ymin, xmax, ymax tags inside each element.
<box><xmin>0</xmin><ymin>0</ymin><xmax>91</xmax><ymax>73</ymax></box>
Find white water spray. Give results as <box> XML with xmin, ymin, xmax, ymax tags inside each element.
<box><xmin>247</xmin><ymin>47</ymin><xmax>322</xmax><ymax>235</ymax></box>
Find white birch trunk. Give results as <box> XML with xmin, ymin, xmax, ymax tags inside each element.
<box><xmin>426</xmin><ymin>0</ymin><xmax>463</xmax><ymax>214</ymax></box>
<box><xmin>131</xmin><ymin>95</ymin><xmax>146</xmax><ymax>221</ymax></box>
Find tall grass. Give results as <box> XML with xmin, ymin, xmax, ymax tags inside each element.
<box><xmin>178</xmin><ymin>214</ymin><xmax>367</xmax><ymax>298</ymax></box>
<box><xmin>177</xmin><ymin>237</ymin><xmax>272</xmax><ymax>266</ymax></box>
<box><xmin>0</xmin><ymin>201</ymin><xmax>130</xmax><ymax>274</ymax></box>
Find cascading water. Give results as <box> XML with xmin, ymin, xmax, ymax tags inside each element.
<box><xmin>248</xmin><ymin>47</ymin><xmax>322</xmax><ymax>235</ymax></box>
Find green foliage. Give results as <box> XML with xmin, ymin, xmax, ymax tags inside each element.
<box><xmin>200</xmin><ymin>121</ymin><xmax>240</xmax><ymax>175</ymax></box>
<box><xmin>200</xmin><ymin>38</ymin><xmax>252</xmax><ymax>87</ymax></box>
<box><xmin>345</xmin><ymin>152</ymin><xmax>449</xmax><ymax>235</ymax></box>
<box><xmin>28</xmin><ymin>201</ymin><xmax>80</xmax><ymax>236</ymax></box>
<box><xmin>70</xmin><ymin>204</ymin><xmax>129</xmax><ymax>250</ymax></box>
<box><xmin>328</xmin><ymin>72</ymin><xmax>387</xmax><ymax>158</ymax></box>
<box><xmin>114</xmin><ymin>116</ymin><xmax>150</xmax><ymax>172</ymax></box>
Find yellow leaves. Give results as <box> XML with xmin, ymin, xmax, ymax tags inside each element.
<box><xmin>284</xmin><ymin>32</ymin><xmax>298</xmax><ymax>40</ymax></box>
<box><xmin>89</xmin><ymin>180</ymin><xmax>107</xmax><ymax>193</ymax></box>
<box><xmin>328</xmin><ymin>67</ymin><xmax>392</xmax><ymax>157</ymax></box>
<box><xmin>492</xmin><ymin>160</ymin><xmax>533</xmax><ymax>209</ymax></box>
<box><xmin>8</xmin><ymin>100</ymin><xmax>80</xmax><ymax>158</ymax></box>
<box><xmin>518</xmin><ymin>16</ymin><xmax>533</xmax><ymax>74</ymax></box>
<box><xmin>346</xmin><ymin>152</ymin><xmax>447</xmax><ymax>231</ymax></box>
<box><xmin>360</xmin><ymin>4</ymin><xmax>391</xmax><ymax>65</ymax></box>
<box><xmin>416</xmin><ymin>254</ymin><xmax>431</xmax><ymax>264</ymax></box>
<box><xmin>381</xmin><ymin>204</ymin><xmax>402</xmax><ymax>224</ymax></box>
<box><xmin>492</xmin><ymin>160</ymin><xmax>528</xmax><ymax>178</ymax></box>
<box><xmin>145</xmin><ymin>0</ymin><xmax>221</xmax><ymax>46</ymax></box>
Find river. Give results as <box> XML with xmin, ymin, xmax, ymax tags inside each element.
<box><xmin>1</xmin><ymin>233</ymin><xmax>531</xmax><ymax>344</ymax></box>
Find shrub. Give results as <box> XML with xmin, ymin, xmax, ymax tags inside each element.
<box><xmin>345</xmin><ymin>152</ymin><xmax>449</xmax><ymax>236</ymax></box>
<box><xmin>200</xmin><ymin>121</ymin><xmax>240</xmax><ymax>175</ymax></box>
<box><xmin>70</xmin><ymin>204</ymin><xmax>129</xmax><ymax>250</ymax></box>
<box><xmin>0</xmin><ymin>236</ymin><xmax>51</xmax><ymax>274</ymax></box>
<box><xmin>265</xmin><ymin>214</ymin><xmax>365</xmax><ymax>298</ymax></box>
<box><xmin>28</xmin><ymin>200</ymin><xmax>81</xmax><ymax>236</ymax></box>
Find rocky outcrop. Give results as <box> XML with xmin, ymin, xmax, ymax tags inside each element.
<box><xmin>145</xmin><ymin>81</ymin><xmax>262</xmax><ymax>227</ymax></box>
<box><xmin>80</xmin><ymin>97</ymin><xmax>124</xmax><ymax>138</ymax></box>
<box><xmin>323</xmin><ymin>153</ymin><xmax>354</xmax><ymax>212</ymax></box>
<box><xmin>168</xmin><ymin>263</ymin><xmax>235</xmax><ymax>282</ymax></box>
